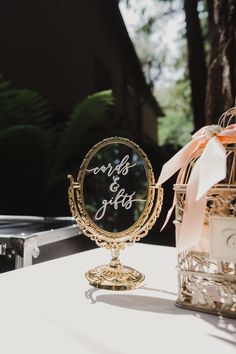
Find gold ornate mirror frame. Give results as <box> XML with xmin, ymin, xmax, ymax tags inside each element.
<box><xmin>68</xmin><ymin>137</ymin><xmax>163</xmax><ymax>290</ymax></box>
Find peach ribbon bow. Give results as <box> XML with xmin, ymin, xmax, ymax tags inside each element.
<box><xmin>158</xmin><ymin>123</ymin><xmax>236</xmax><ymax>252</ymax></box>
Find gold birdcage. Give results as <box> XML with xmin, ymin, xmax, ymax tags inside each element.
<box><xmin>174</xmin><ymin>107</ymin><xmax>236</xmax><ymax>318</ymax></box>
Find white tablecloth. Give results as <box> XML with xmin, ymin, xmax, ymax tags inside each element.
<box><xmin>0</xmin><ymin>243</ymin><xmax>235</xmax><ymax>354</ymax></box>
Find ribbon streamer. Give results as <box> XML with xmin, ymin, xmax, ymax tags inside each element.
<box><xmin>158</xmin><ymin>123</ymin><xmax>236</xmax><ymax>252</ymax></box>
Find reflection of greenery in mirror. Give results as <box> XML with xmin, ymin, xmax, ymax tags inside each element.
<box><xmin>83</xmin><ymin>143</ymin><xmax>148</xmax><ymax>233</ymax></box>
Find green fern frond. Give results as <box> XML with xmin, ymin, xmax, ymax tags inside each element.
<box><xmin>54</xmin><ymin>90</ymin><xmax>113</xmax><ymax>170</ymax></box>
<box><xmin>0</xmin><ymin>76</ymin><xmax>51</xmax><ymax>130</ymax></box>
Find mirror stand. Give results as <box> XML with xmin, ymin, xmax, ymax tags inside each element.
<box><xmin>85</xmin><ymin>248</ymin><xmax>145</xmax><ymax>290</ymax></box>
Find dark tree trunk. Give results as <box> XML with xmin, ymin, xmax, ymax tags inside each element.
<box><xmin>184</xmin><ymin>0</ymin><xmax>207</xmax><ymax>130</ymax></box>
<box><xmin>205</xmin><ymin>0</ymin><xmax>236</xmax><ymax>124</ymax></box>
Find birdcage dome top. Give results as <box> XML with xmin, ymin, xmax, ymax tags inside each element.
<box><xmin>176</xmin><ymin>107</ymin><xmax>236</xmax><ymax>187</ymax></box>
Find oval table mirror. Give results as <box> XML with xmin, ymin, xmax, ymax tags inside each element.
<box><xmin>68</xmin><ymin>137</ymin><xmax>163</xmax><ymax>290</ymax></box>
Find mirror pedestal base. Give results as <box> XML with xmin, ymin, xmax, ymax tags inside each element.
<box><xmin>85</xmin><ymin>263</ymin><xmax>145</xmax><ymax>290</ymax></box>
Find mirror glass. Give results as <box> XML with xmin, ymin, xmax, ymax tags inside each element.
<box><xmin>82</xmin><ymin>142</ymin><xmax>149</xmax><ymax>233</ymax></box>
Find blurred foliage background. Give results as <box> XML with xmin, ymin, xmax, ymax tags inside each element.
<box><xmin>0</xmin><ymin>0</ymin><xmax>235</xmax><ymax>246</ymax></box>
<box><xmin>0</xmin><ymin>77</ymin><xmax>113</xmax><ymax>215</ymax></box>
<box><xmin>120</xmin><ymin>0</ymin><xmax>194</xmax><ymax>147</ymax></box>
<box><xmin>121</xmin><ymin>0</ymin><xmax>235</xmax><ymax>143</ymax></box>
